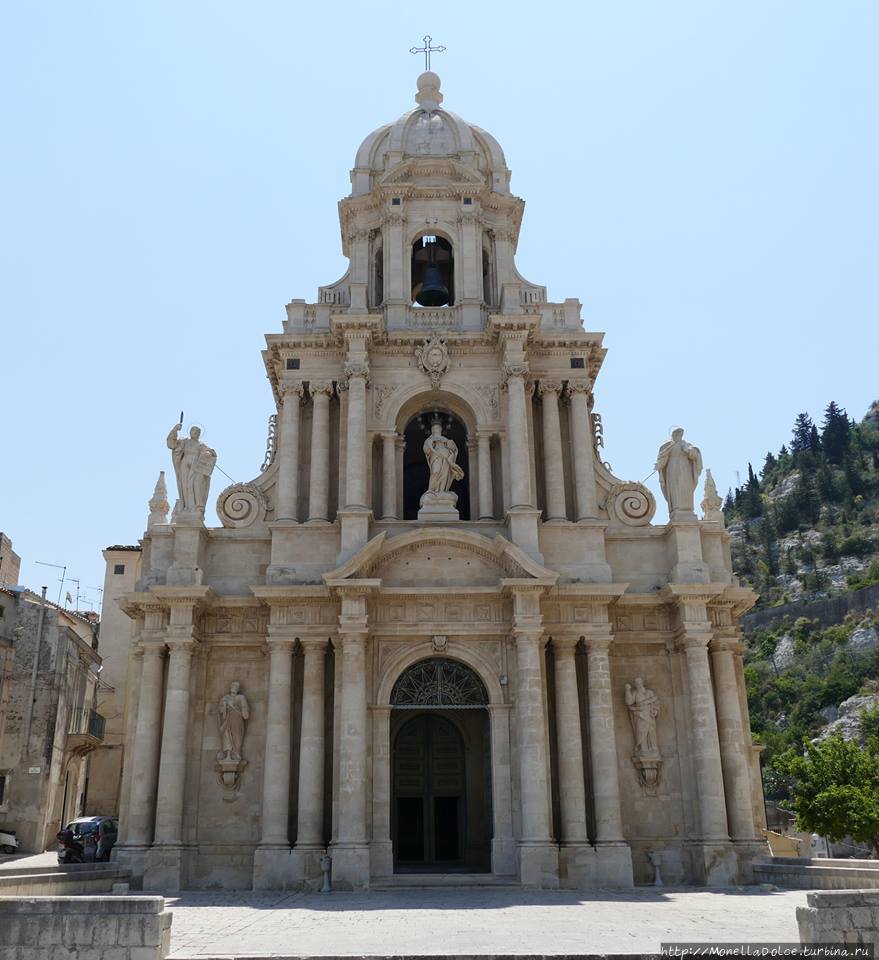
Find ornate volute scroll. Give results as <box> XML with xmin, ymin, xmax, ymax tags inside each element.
<box><xmin>391</xmin><ymin>657</ymin><xmax>488</xmax><ymax>709</ymax></box>
<box><xmin>603</xmin><ymin>482</ymin><xmax>656</xmax><ymax>527</ymax></box>
<box><xmin>216</xmin><ymin>483</ymin><xmax>268</xmax><ymax>528</ymax></box>
<box><xmin>260</xmin><ymin>414</ymin><xmax>278</xmax><ymax>473</ymax></box>
<box><xmin>415</xmin><ymin>336</ymin><xmax>450</xmax><ymax>389</ymax></box>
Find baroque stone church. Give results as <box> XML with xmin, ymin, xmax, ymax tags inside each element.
<box><xmin>113</xmin><ymin>71</ymin><xmax>766</xmax><ymax>891</ymax></box>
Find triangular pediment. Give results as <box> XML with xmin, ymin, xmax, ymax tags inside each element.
<box><xmin>323</xmin><ymin>529</ymin><xmax>557</xmax><ymax>589</ymax></box>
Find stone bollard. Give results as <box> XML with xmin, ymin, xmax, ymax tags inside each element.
<box><xmin>320</xmin><ymin>853</ymin><xmax>332</xmax><ymax>893</ymax></box>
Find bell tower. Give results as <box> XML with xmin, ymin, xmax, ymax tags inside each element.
<box><xmin>304</xmin><ymin>71</ymin><xmax>552</xmax><ymax>331</ymax></box>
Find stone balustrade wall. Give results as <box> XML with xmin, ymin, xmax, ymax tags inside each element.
<box><xmin>797</xmin><ymin>889</ymin><xmax>879</xmax><ymax>946</ymax></box>
<box><xmin>0</xmin><ymin>895</ymin><xmax>171</xmax><ymax>959</ymax></box>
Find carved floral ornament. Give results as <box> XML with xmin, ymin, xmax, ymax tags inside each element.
<box><xmin>415</xmin><ymin>335</ymin><xmax>450</xmax><ymax>389</ymax></box>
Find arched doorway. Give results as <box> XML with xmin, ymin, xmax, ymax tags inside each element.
<box><xmin>402</xmin><ymin>412</ymin><xmax>471</xmax><ymax>519</ymax></box>
<box><xmin>390</xmin><ymin>657</ymin><xmax>491</xmax><ymax>873</ymax></box>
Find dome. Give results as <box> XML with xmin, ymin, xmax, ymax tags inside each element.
<box><xmin>350</xmin><ymin>73</ymin><xmax>511</xmax><ymax>197</ymax></box>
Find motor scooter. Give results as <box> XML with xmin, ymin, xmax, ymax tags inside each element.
<box><xmin>56</xmin><ymin>829</ymin><xmax>84</xmax><ymax>865</ymax></box>
<box><xmin>0</xmin><ymin>828</ymin><xmax>17</xmax><ymax>855</ymax></box>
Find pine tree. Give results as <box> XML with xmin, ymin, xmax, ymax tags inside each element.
<box><xmin>723</xmin><ymin>489</ymin><xmax>735</xmax><ymax>513</ymax></box>
<box><xmin>791</xmin><ymin>413</ymin><xmax>814</xmax><ymax>453</ymax></box>
<box><xmin>762</xmin><ymin>451</ymin><xmax>777</xmax><ymax>477</ymax></box>
<box><xmin>809</xmin><ymin>423</ymin><xmax>821</xmax><ymax>452</ymax></box>
<box><xmin>821</xmin><ymin>401</ymin><xmax>851</xmax><ymax>465</ymax></box>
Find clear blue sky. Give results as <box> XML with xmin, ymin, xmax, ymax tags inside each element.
<box><xmin>2</xmin><ymin>1</ymin><xmax>877</xmax><ymax>609</ymax></box>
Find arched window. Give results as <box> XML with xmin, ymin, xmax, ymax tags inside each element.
<box><xmin>391</xmin><ymin>657</ymin><xmax>488</xmax><ymax>709</ymax></box>
<box><xmin>411</xmin><ymin>235</ymin><xmax>454</xmax><ymax>306</ymax></box>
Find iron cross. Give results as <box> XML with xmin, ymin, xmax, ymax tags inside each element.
<box><xmin>410</xmin><ymin>35</ymin><xmax>446</xmax><ymax>71</ymax></box>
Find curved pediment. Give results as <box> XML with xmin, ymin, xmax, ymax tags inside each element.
<box><xmin>323</xmin><ymin>529</ymin><xmax>557</xmax><ymax>590</ymax></box>
<box><xmin>379</xmin><ymin>157</ymin><xmax>486</xmax><ymax>189</ymax></box>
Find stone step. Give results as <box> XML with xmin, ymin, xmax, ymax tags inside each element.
<box><xmin>370</xmin><ymin>872</ymin><xmax>520</xmax><ymax>889</ymax></box>
<box><xmin>754</xmin><ymin>859</ymin><xmax>879</xmax><ymax>890</ymax></box>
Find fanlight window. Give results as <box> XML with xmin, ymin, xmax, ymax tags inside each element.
<box><xmin>391</xmin><ymin>657</ymin><xmax>488</xmax><ymax>709</ymax></box>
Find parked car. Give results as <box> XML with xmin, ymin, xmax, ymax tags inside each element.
<box><xmin>0</xmin><ymin>828</ymin><xmax>18</xmax><ymax>855</ymax></box>
<box><xmin>62</xmin><ymin>816</ymin><xmax>118</xmax><ymax>862</ymax></box>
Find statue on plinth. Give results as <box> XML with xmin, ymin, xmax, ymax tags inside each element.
<box><xmin>217</xmin><ymin>681</ymin><xmax>249</xmax><ymax>763</ymax></box>
<box><xmin>655</xmin><ymin>427</ymin><xmax>703</xmax><ymax>521</ymax></box>
<box><xmin>167</xmin><ymin>420</ymin><xmax>217</xmax><ymax>519</ymax></box>
<box><xmin>626</xmin><ymin>677</ymin><xmax>663</xmax><ymax>794</ymax></box>
<box><xmin>418</xmin><ymin>418</ymin><xmax>464</xmax><ymax>521</ymax></box>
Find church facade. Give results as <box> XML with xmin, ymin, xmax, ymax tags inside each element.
<box><xmin>114</xmin><ymin>72</ymin><xmax>766</xmax><ymax>892</ymax></box>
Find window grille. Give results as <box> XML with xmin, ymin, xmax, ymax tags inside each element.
<box><xmin>391</xmin><ymin>657</ymin><xmax>488</xmax><ymax>709</ymax></box>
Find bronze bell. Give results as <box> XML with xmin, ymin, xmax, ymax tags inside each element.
<box><xmin>416</xmin><ymin>244</ymin><xmax>449</xmax><ymax>306</ymax></box>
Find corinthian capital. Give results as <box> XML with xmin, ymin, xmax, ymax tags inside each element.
<box><xmin>566</xmin><ymin>378</ymin><xmax>593</xmax><ymax>397</ymax></box>
<box><xmin>309</xmin><ymin>380</ymin><xmax>335</xmax><ymax>398</ymax></box>
<box><xmin>502</xmin><ymin>361</ymin><xmax>529</xmax><ymax>384</ymax></box>
<box><xmin>538</xmin><ymin>379</ymin><xmax>564</xmax><ymax>397</ymax></box>
<box><xmin>344</xmin><ymin>360</ymin><xmax>371</xmax><ymax>382</ymax></box>
<box><xmin>279</xmin><ymin>380</ymin><xmax>304</xmax><ymax>401</ymax></box>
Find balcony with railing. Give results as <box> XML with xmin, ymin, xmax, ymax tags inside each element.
<box><xmin>66</xmin><ymin>709</ymin><xmax>106</xmax><ymax>755</ymax></box>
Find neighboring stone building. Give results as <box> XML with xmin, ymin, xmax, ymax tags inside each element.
<box><xmin>0</xmin><ymin>583</ymin><xmax>103</xmax><ymax>852</ymax></box>
<box><xmin>0</xmin><ymin>533</ymin><xmax>21</xmax><ymax>588</ymax></box>
<box><xmin>87</xmin><ymin>545</ymin><xmax>142</xmax><ymax>816</ymax></box>
<box><xmin>113</xmin><ymin>72</ymin><xmax>765</xmax><ymax>892</ymax></box>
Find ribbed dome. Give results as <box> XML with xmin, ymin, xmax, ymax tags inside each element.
<box><xmin>350</xmin><ymin>73</ymin><xmax>511</xmax><ymax>197</ymax></box>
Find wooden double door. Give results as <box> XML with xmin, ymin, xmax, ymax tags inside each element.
<box><xmin>393</xmin><ymin>714</ymin><xmax>466</xmax><ymax>867</ymax></box>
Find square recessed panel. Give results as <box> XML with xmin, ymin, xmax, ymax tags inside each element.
<box><xmin>286</xmin><ymin>358</ymin><xmax>300</xmax><ymax>370</ymax></box>
<box><xmin>570</xmin><ymin>357</ymin><xmax>585</xmax><ymax>369</ymax></box>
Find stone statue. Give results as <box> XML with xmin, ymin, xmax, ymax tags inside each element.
<box><xmin>167</xmin><ymin>421</ymin><xmax>217</xmax><ymax>516</ymax></box>
<box><xmin>423</xmin><ymin>420</ymin><xmax>464</xmax><ymax>493</ymax></box>
<box><xmin>217</xmin><ymin>681</ymin><xmax>249</xmax><ymax>762</ymax></box>
<box><xmin>625</xmin><ymin>678</ymin><xmax>660</xmax><ymax>756</ymax></box>
<box><xmin>655</xmin><ymin>428</ymin><xmax>703</xmax><ymax>520</ymax></box>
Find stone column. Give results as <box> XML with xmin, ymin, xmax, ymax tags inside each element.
<box><xmin>552</xmin><ymin>636</ymin><xmax>588</xmax><ymax>843</ymax></box>
<box><xmin>258</xmin><ymin>638</ymin><xmax>295</xmax><ymax>847</ymax></box>
<box><xmin>275</xmin><ymin>381</ymin><xmax>304</xmax><ymax>520</ymax></box>
<box><xmin>344</xmin><ymin>362</ymin><xmax>369</xmax><ymax>510</ymax></box>
<box><xmin>380</xmin><ymin>433</ymin><xmax>397</xmax><ymax>520</ymax></box>
<box><xmin>370</xmin><ymin>705</ymin><xmax>393</xmax><ymax>877</ymax></box>
<box><xmin>296</xmin><ymin>639</ymin><xmax>327</xmax><ymax>848</ymax></box>
<box><xmin>487</xmin><ymin>703</ymin><xmax>516</xmax><ymax>875</ymax></box>
<box><xmin>539</xmin><ymin>381</ymin><xmax>567</xmax><ymax>521</ymax></box>
<box><xmin>504</xmin><ymin>363</ymin><xmax>532</xmax><ymax>509</ymax></box>
<box><xmin>567</xmin><ymin>380</ymin><xmax>598</xmax><ymax>520</ymax></box>
<box><xmin>583</xmin><ymin>634</ymin><xmax>625</xmax><ymax>844</ymax></box>
<box><xmin>152</xmin><ymin>638</ymin><xmax>196</xmax><ymax>846</ymax></box>
<box><xmin>124</xmin><ymin>642</ymin><xmax>165</xmax><ymax>847</ymax></box>
<box><xmin>307</xmin><ymin>381</ymin><xmax>333</xmax><ymax>522</ymax></box>
<box><xmin>477</xmin><ymin>431</ymin><xmax>494</xmax><ymax>519</ymax></box>
<box><xmin>710</xmin><ymin>634</ymin><xmax>755</xmax><ymax>841</ymax></box>
<box><xmin>331</xmin><ymin>587</ymin><xmax>370</xmax><ymax>888</ymax></box>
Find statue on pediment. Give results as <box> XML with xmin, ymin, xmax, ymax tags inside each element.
<box><xmin>655</xmin><ymin>427</ymin><xmax>702</xmax><ymax>521</ymax></box>
<box><xmin>167</xmin><ymin>420</ymin><xmax>216</xmax><ymax>517</ymax></box>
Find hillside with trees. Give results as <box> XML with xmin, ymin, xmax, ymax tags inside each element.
<box><xmin>722</xmin><ymin>401</ymin><xmax>879</xmax><ymax>805</ymax></box>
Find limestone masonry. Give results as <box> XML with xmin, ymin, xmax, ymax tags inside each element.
<box><xmin>111</xmin><ymin>71</ymin><xmax>766</xmax><ymax>891</ymax></box>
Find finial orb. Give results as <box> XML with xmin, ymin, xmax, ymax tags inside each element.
<box><xmin>417</xmin><ymin>70</ymin><xmax>441</xmax><ymax>90</ymax></box>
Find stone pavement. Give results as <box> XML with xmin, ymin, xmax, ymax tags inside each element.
<box><xmin>162</xmin><ymin>886</ymin><xmax>809</xmax><ymax>958</ymax></box>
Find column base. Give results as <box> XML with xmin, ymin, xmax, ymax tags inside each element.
<box><xmin>329</xmin><ymin>842</ymin><xmax>371</xmax><ymax>890</ymax></box>
<box><xmin>252</xmin><ymin>845</ymin><xmax>324</xmax><ymax>891</ymax></box>
<box><xmin>111</xmin><ymin>844</ymin><xmax>149</xmax><ymax>888</ymax></box>
<box><xmin>732</xmin><ymin>839</ymin><xmax>771</xmax><ymax>884</ymax></box>
<box><xmin>518</xmin><ymin>841</ymin><xmax>559</xmax><ymax>889</ymax></box>
<box><xmin>685</xmin><ymin>840</ymin><xmax>738</xmax><ymax>886</ymax></box>
<box><xmin>491</xmin><ymin>835</ymin><xmax>517</xmax><ymax>876</ymax></box>
<box><xmin>594</xmin><ymin>841</ymin><xmax>634</xmax><ymax>888</ymax></box>
<box><xmin>559</xmin><ymin>843</ymin><xmax>597</xmax><ymax>889</ymax></box>
<box><xmin>143</xmin><ymin>844</ymin><xmax>190</xmax><ymax>892</ymax></box>
<box><xmin>337</xmin><ymin>509</ymin><xmax>372</xmax><ymax>563</ymax></box>
<box><xmin>505</xmin><ymin>508</ymin><xmax>543</xmax><ymax>562</ymax></box>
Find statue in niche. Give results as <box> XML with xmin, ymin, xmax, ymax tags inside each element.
<box><xmin>167</xmin><ymin>420</ymin><xmax>217</xmax><ymax>515</ymax></box>
<box><xmin>423</xmin><ymin>419</ymin><xmax>464</xmax><ymax>494</ymax></box>
<box><xmin>217</xmin><ymin>681</ymin><xmax>249</xmax><ymax>763</ymax></box>
<box><xmin>625</xmin><ymin>677</ymin><xmax>660</xmax><ymax>756</ymax></box>
<box><xmin>655</xmin><ymin>427</ymin><xmax>703</xmax><ymax>520</ymax></box>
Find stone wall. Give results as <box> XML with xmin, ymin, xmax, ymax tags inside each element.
<box><xmin>0</xmin><ymin>863</ymin><xmax>130</xmax><ymax>895</ymax></box>
<box><xmin>0</xmin><ymin>895</ymin><xmax>171</xmax><ymax>958</ymax></box>
<box><xmin>743</xmin><ymin>582</ymin><xmax>879</xmax><ymax>633</ymax></box>
<box><xmin>797</xmin><ymin>889</ymin><xmax>879</xmax><ymax>946</ymax></box>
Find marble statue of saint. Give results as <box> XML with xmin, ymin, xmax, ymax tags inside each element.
<box><xmin>167</xmin><ymin>421</ymin><xmax>217</xmax><ymax>514</ymax></box>
<box><xmin>217</xmin><ymin>681</ymin><xmax>249</xmax><ymax>762</ymax></box>
<box><xmin>423</xmin><ymin>421</ymin><xmax>464</xmax><ymax>494</ymax></box>
<box><xmin>655</xmin><ymin>428</ymin><xmax>703</xmax><ymax>519</ymax></box>
<box><xmin>625</xmin><ymin>677</ymin><xmax>660</xmax><ymax>755</ymax></box>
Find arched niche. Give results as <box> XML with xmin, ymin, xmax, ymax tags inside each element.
<box><xmin>401</xmin><ymin>410</ymin><xmax>470</xmax><ymax>520</ymax></box>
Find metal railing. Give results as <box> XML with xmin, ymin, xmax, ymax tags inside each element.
<box><xmin>68</xmin><ymin>708</ymin><xmax>106</xmax><ymax>742</ymax></box>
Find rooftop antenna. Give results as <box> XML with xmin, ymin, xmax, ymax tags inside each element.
<box><xmin>68</xmin><ymin>578</ymin><xmax>81</xmax><ymax>611</ymax></box>
<box><xmin>35</xmin><ymin>560</ymin><xmax>67</xmax><ymax>606</ymax></box>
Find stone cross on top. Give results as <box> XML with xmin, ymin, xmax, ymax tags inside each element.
<box><xmin>410</xmin><ymin>35</ymin><xmax>446</xmax><ymax>71</ymax></box>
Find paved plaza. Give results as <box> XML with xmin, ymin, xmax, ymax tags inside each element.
<box><xmin>161</xmin><ymin>886</ymin><xmax>808</xmax><ymax>958</ymax></box>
